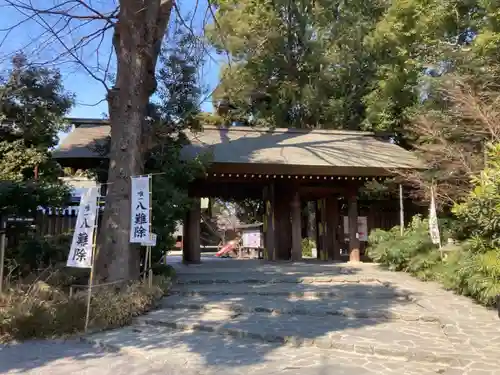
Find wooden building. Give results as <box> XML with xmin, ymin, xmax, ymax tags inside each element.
<box><xmin>53</xmin><ymin>120</ymin><xmax>422</xmax><ymax>264</ymax></box>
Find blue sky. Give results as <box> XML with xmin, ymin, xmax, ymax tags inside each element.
<box><xmin>0</xmin><ymin>0</ymin><xmax>221</xmax><ymax>122</ymax></box>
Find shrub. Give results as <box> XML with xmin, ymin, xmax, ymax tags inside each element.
<box><xmin>448</xmin><ymin>143</ymin><xmax>500</xmax><ymax>306</ymax></box>
<box><xmin>367</xmin><ymin>216</ymin><xmax>437</xmax><ymax>273</ymax></box>
<box><xmin>301</xmin><ymin>238</ymin><xmax>316</xmax><ymax>258</ymax></box>
<box><xmin>151</xmin><ymin>264</ymin><xmax>176</xmax><ymax>279</ymax></box>
<box><xmin>6</xmin><ymin>233</ymin><xmax>73</xmax><ymax>278</ymax></box>
<box><xmin>0</xmin><ymin>275</ymin><xmax>171</xmax><ymax>342</ymax></box>
<box><xmin>367</xmin><ymin>144</ymin><xmax>500</xmax><ymax>307</ymax></box>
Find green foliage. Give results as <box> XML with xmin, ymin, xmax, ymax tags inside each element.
<box><xmin>452</xmin><ymin>143</ymin><xmax>500</xmax><ymax>249</ymax></box>
<box><xmin>367</xmin><ymin>216</ymin><xmax>435</xmax><ymax>272</ymax></box>
<box><xmin>301</xmin><ymin>238</ymin><xmax>316</xmax><ymax>258</ymax></box>
<box><xmin>151</xmin><ymin>264</ymin><xmax>176</xmax><ymax>279</ymax></box>
<box><xmin>6</xmin><ymin>233</ymin><xmax>72</xmax><ymax>276</ymax></box>
<box><xmin>207</xmin><ymin>0</ymin><xmax>387</xmax><ymax>129</ymax></box>
<box><xmin>369</xmin><ymin>144</ymin><xmax>500</xmax><ymax>306</ymax></box>
<box><xmin>441</xmin><ymin>143</ymin><xmax>500</xmax><ymax>306</ymax></box>
<box><xmin>91</xmin><ymin>29</ymin><xmax>208</xmax><ymax>255</ymax></box>
<box><xmin>144</xmin><ymin>29</ymin><xmax>207</xmax><ymax>253</ymax></box>
<box><xmin>0</xmin><ymin>54</ymin><xmax>73</xmax><ymax>218</ymax></box>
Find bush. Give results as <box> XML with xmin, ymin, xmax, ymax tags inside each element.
<box><xmin>6</xmin><ymin>233</ymin><xmax>73</xmax><ymax>278</ymax></box>
<box><xmin>367</xmin><ymin>216</ymin><xmax>438</xmax><ymax>275</ymax></box>
<box><xmin>0</xmin><ymin>275</ymin><xmax>172</xmax><ymax>342</ymax></box>
<box><xmin>301</xmin><ymin>238</ymin><xmax>316</xmax><ymax>258</ymax></box>
<box><xmin>366</xmin><ymin>145</ymin><xmax>500</xmax><ymax>307</ymax></box>
<box><xmin>151</xmin><ymin>264</ymin><xmax>176</xmax><ymax>279</ymax></box>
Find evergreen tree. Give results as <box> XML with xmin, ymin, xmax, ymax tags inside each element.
<box><xmin>206</xmin><ymin>0</ymin><xmax>386</xmax><ymax>129</ymax></box>
<box><xmin>0</xmin><ymin>54</ymin><xmax>74</xmax><ymax>218</ymax></box>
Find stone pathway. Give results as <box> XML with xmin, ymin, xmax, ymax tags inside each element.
<box><xmin>2</xmin><ymin>258</ymin><xmax>499</xmax><ymax>374</ymax></box>
<box><xmin>88</xmin><ymin>259</ymin><xmax>499</xmax><ymax>375</ymax></box>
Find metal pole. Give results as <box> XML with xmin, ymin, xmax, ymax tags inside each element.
<box><xmin>0</xmin><ymin>216</ymin><xmax>6</xmax><ymax>294</ymax></box>
<box><xmin>399</xmin><ymin>184</ymin><xmax>404</xmax><ymax>236</ymax></box>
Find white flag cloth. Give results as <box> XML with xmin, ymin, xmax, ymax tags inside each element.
<box><xmin>130</xmin><ymin>176</ymin><xmax>151</xmax><ymax>243</ymax></box>
<box><xmin>67</xmin><ymin>187</ymin><xmax>99</xmax><ymax>268</ymax></box>
<box><xmin>429</xmin><ymin>185</ymin><xmax>441</xmax><ymax>246</ymax></box>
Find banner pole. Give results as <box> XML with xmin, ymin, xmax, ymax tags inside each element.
<box><xmin>84</xmin><ymin>184</ymin><xmax>101</xmax><ymax>333</ymax></box>
<box><xmin>0</xmin><ymin>216</ymin><xmax>6</xmax><ymax>295</ymax></box>
<box><xmin>399</xmin><ymin>184</ymin><xmax>404</xmax><ymax>236</ymax></box>
<box><xmin>148</xmin><ymin>174</ymin><xmax>153</xmax><ymax>287</ymax></box>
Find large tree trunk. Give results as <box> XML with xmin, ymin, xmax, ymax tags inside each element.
<box><xmin>96</xmin><ymin>0</ymin><xmax>173</xmax><ymax>282</ymax></box>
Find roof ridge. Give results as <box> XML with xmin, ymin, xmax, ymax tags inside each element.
<box><xmin>67</xmin><ymin>118</ymin><xmax>379</xmax><ymax>136</ymax></box>
<box><xmin>194</xmin><ymin>126</ymin><xmax>376</xmax><ymax>136</ymax></box>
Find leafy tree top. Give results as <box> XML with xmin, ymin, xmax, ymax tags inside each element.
<box><xmin>0</xmin><ymin>54</ymin><xmax>74</xmax><ymax>216</ymax></box>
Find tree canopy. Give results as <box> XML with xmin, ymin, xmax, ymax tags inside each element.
<box><xmin>0</xmin><ymin>55</ymin><xmax>74</xmax><ymax>218</ymax></box>
<box><xmin>207</xmin><ymin>0</ymin><xmax>387</xmax><ymax>130</ymax></box>
<box><xmin>205</xmin><ymin>0</ymin><xmax>500</xmax><ymax>203</ymax></box>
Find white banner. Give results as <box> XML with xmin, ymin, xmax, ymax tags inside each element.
<box><xmin>130</xmin><ymin>176</ymin><xmax>151</xmax><ymax>243</ymax></box>
<box><xmin>429</xmin><ymin>186</ymin><xmax>441</xmax><ymax>245</ymax></box>
<box><xmin>67</xmin><ymin>187</ymin><xmax>99</xmax><ymax>268</ymax></box>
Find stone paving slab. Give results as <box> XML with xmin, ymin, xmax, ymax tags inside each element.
<box><xmin>85</xmin><ymin>324</ymin><xmax>453</xmax><ymax>375</ymax></box>
<box><xmin>161</xmin><ymin>294</ymin><xmax>439</xmax><ymax>322</ymax></box>
<box><xmin>0</xmin><ymin>339</ymin><xmax>189</xmax><ymax>375</ymax></box>
<box><xmin>135</xmin><ymin>307</ymin><xmax>467</xmax><ymax>366</ymax></box>
<box><xmin>168</xmin><ymin>259</ymin><xmax>500</xmax><ymax>373</ymax></box>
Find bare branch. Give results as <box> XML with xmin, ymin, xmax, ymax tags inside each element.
<box><xmin>393</xmin><ymin>73</ymin><xmax>500</xmax><ymax>205</ymax></box>
<box><xmin>3</xmin><ymin>0</ymin><xmax>117</xmax><ymax>21</ymax></box>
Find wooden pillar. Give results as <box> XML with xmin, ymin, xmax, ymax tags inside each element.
<box><xmin>274</xmin><ymin>184</ymin><xmax>292</xmax><ymax>260</ymax></box>
<box><xmin>291</xmin><ymin>191</ymin><xmax>302</xmax><ymax>261</ymax></box>
<box><xmin>263</xmin><ymin>183</ymin><xmax>276</xmax><ymax>261</ymax></box>
<box><xmin>207</xmin><ymin>197</ymin><xmax>213</xmax><ymax>219</ymax></box>
<box><xmin>183</xmin><ymin>199</ymin><xmax>201</xmax><ymax>264</ymax></box>
<box><xmin>316</xmin><ymin>198</ymin><xmax>328</xmax><ymax>261</ymax></box>
<box><xmin>325</xmin><ymin>196</ymin><xmax>340</xmax><ymax>261</ymax></box>
<box><xmin>348</xmin><ymin>192</ymin><xmax>360</xmax><ymax>262</ymax></box>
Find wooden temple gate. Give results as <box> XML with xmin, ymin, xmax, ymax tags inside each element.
<box><xmin>53</xmin><ymin>120</ymin><xmax>423</xmax><ymax>265</ymax></box>
<box><xmin>182</xmin><ymin>170</ymin><xmax>420</xmax><ymax>264</ymax></box>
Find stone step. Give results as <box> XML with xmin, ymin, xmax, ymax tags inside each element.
<box><xmin>175</xmin><ymin>275</ymin><xmax>388</xmax><ymax>285</ymax></box>
<box><xmin>171</xmin><ymin>283</ymin><xmax>415</xmax><ymax>301</ymax></box>
<box><xmin>135</xmin><ymin>307</ymin><xmax>468</xmax><ymax>367</ymax></box>
<box><xmin>85</xmin><ymin>324</ymin><xmax>452</xmax><ymax>375</ymax></box>
<box><xmin>161</xmin><ymin>294</ymin><xmax>440</xmax><ymax>323</ymax></box>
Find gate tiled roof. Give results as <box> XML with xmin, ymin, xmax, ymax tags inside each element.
<box><xmin>53</xmin><ymin>122</ymin><xmax>422</xmax><ymax>170</ymax></box>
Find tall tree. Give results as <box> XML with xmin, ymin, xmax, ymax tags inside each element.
<box><xmin>0</xmin><ymin>54</ymin><xmax>73</xmax><ymax>217</ymax></box>
<box><xmin>207</xmin><ymin>0</ymin><xmax>387</xmax><ymax>129</ymax></box>
<box><xmin>366</xmin><ymin>0</ymin><xmax>500</xmax><ymax>202</ymax></box>
<box><xmin>92</xmin><ymin>27</ymin><xmax>207</xmax><ymax>271</ymax></box>
<box><xmin>3</xmin><ymin>0</ymin><xmax>180</xmax><ymax>281</ymax></box>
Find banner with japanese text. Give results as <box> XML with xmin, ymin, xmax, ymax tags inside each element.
<box><xmin>130</xmin><ymin>175</ymin><xmax>151</xmax><ymax>243</ymax></box>
<box><xmin>67</xmin><ymin>187</ymin><xmax>99</xmax><ymax>268</ymax></box>
<box><xmin>429</xmin><ymin>185</ymin><xmax>441</xmax><ymax>246</ymax></box>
